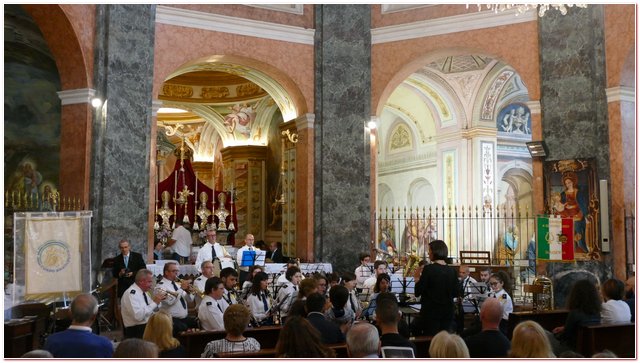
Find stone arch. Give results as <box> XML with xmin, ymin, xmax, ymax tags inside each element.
<box><xmin>407</xmin><ymin>178</ymin><xmax>436</xmax><ymax>208</ymax></box>
<box><xmin>158</xmin><ymin>54</ymin><xmax>307</xmax><ymax>122</ymax></box>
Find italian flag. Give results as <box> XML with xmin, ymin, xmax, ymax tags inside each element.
<box><xmin>537</xmin><ymin>216</ymin><xmax>575</xmax><ymax>261</ymax></box>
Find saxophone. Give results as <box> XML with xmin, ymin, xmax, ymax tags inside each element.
<box><xmin>404</xmin><ymin>252</ymin><xmax>420</xmax><ymax>278</ymax></box>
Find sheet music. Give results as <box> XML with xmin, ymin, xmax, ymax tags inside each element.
<box><xmin>389</xmin><ymin>274</ymin><xmax>415</xmax><ymax>294</ymax></box>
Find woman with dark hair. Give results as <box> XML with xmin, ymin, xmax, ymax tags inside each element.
<box><xmin>413</xmin><ymin>239</ymin><xmax>458</xmax><ymax>336</ymax></box>
<box><xmin>275</xmin><ymin>316</ymin><xmax>335</xmax><ymax>358</ymax></box>
<box><xmin>601</xmin><ymin>278</ymin><xmax>632</xmax><ymax>324</ymax></box>
<box><xmin>276</xmin><ymin>265</ymin><xmax>303</xmax><ymax>322</ymax></box>
<box><xmin>362</xmin><ymin>273</ymin><xmax>392</xmax><ymax>320</ymax></box>
<box><xmin>288</xmin><ymin>276</ymin><xmax>320</xmax><ymax>318</ymax></box>
<box><xmin>488</xmin><ymin>272</ymin><xmax>513</xmax><ymax>335</ymax></box>
<box><xmin>342</xmin><ymin>272</ymin><xmax>362</xmax><ymax>319</ymax></box>
<box><xmin>240</xmin><ymin>265</ymin><xmax>264</xmax><ymax>298</ymax></box>
<box><xmin>551</xmin><ymin>279</ymin><xmax>601</xmax><ymax>354</ymax></box>
<box><xmin>244</xmin><ymin>272</ymin><xmax>273</xmax><ymax>325</ymax></box>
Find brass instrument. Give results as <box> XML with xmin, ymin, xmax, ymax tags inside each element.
<box><xmin>176</xmin><ymin>278</ymin><xmax>204</xmax><ymax>298</ymax></box>
<box><xmin>532</xmin><ymin>275</ymin><xmax>554</xmax><ymax>311</ymax></box>
<box><xmin>156</xmin><ymin>287</ymin><xmax>180</xmax><ymax>298</ymax></box>
<box><xmin>403</xmin><ymin>252</ymin><xmax>420</xmax><ymax>278</ymax></box>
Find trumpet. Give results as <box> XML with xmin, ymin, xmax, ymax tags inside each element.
<box><xmin>175</xmin><ymin>278</ymin><xmax>201</xmax><ymax>296</ymax></box>
<box><xmin>155</xmin><ymin>287</ymin><xmax>180</xmax><ymax>298</ymax></box>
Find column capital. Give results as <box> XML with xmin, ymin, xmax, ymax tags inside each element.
<box><xmin>606</xmin><ymin>86</ymin><xmax>635</xmax><ymax>103</ymax></box>
<box><xmin>525</xmin><ymin>100</ymin><xmax>541</xmax><ymax>114</ymax></box>
<box><xmin>294</xmin><ymin>113</ymin><xmax>315</xmax><ymax>130</ymax></box>
<box><xmin>57</xmin><ymin>88</ymin><xmax>96</xmax><ymax>106</ymax></box>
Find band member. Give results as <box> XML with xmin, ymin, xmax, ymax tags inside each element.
<box><xmin>236</xmin><ymin>234</ymin><xmax>256</xmax><ymax>284</ymax></box>
<box><xmin>244</xmin><ymin>272</ymin><xmax>274</xmax><ymax>325</ymax></box>
<box><xmin>354</xmin><ymin>253</ymin><xmax>373</xmax><ymax>292</ymax></box>
<box><xmin>198</xmin><ymin>277</ymin><xmax>227</xmax><ymax>331</ymax></box>
<box><xmin>194</xmin><ymin>227</ymin><xmax>230</xmax><ymax>273</ymax></box>
<box><xmin>156</xmin><ymin>262</ymin><xmax>198</xmax><ymax>335</ymax></box>
<box><xmin>113</xmin><ymin>239</ymin><xmax>147</xmax><ymax>299</ymax></box>
<box><xmin>193</xmin><ymin>260</ymin><xmax>215</xmax><ymax>308</ymax></box>
<box><xmin>220</xmin><ymin>267</ymin><xmax>239</xmax><ymax>306</ymax></box>
<box><xmin>120</xmin><ymin>269</ymin><xmax>166</xmax><ymax>339</ymax></box>
<box><xmin>276</xmin><ymin>266</ymin><xmax>303</xmax><ymax>322</ymax></box>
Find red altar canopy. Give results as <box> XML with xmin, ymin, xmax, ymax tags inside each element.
<box><xmin>157</xmin><ymin>158</ymin><xmax>236</xmax><ymax>243</ymax></box>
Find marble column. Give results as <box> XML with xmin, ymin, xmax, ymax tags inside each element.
<box><xmin>538</xmin><ymin>5</ymin><xmax>611</xmax><ymax>307</ymax></box>
<box><xmin>90</xmin><ymin>4</ymin><xmax>157</xmax><ymax>268</ymax></box>
<box><xmin>314</xmin><ymin>5</ymin><xmax>371</xmax><ymax>274</ymax></box>
<box><xmin>295</xmin><ymin>114</ymin><xmax>315</xmax><ymax>262</ymax></box>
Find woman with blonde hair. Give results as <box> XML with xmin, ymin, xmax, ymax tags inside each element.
<box><xmin>428</xmin><ymin>330</ymin><xmax>470</xmax><ymax>358</ymax></box>
<box><xmin>142</xmin><ymin>312</ymin><xmax>186</xmax><ymax>358</ymax></box>
<box><xmin>509</xmin><ymin>320</ymin><xmax>555</xmax><ymax>358</ymax></box>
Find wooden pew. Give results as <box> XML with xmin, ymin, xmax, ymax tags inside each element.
<box><xmin>410</xmin><ymin>335</ymin><xmax>432</xmax><ymax>358</ymax></box>
<box><xmin>507</xmin><ymin>309</ymin><xmax>569</xmax><ymax>340</ymax></box>
<box><xmin>178</xmin><ymin>325</ymin><xmax>282</xmax><ymax>358</ymax></box>
<box><xmin>576</xmin><ymin>323</ymin><xmax>635</xmax><ymax>358</ymax></box>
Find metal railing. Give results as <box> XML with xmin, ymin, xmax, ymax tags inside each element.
<box><xmin>4</xmin><ymin>189</ymin><xmax>82</xmax><ymax>212</ymax></box>
<box><xmin>376</xmin><ymin>204</ymin><xmax>538</xmax><ymax>299</ymax></box>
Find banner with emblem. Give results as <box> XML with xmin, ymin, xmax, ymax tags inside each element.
<box><xmin>25</xmin><ymin>217</ymin><xmax>82</xmax><ymax>294</ymax></box>
<box><xmin>537</xmin><ymin>215</ymin><xmax>575</xmax><ymax>261</ymax></box>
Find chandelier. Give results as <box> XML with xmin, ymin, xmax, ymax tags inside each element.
<box><xmin>473</xmin><ymin>4</ymin><xmax>588</xmax><ymax>17</ymax></box>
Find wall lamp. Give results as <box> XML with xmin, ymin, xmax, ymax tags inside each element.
<box><xmin>526</xmin><ymin>140</ymin><xmax>548</xmax><ymax>158</ymax></box>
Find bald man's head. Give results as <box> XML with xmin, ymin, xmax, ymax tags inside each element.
<box><xmin>480</xmin><ymin>297</ymin><xmax>503</xmax><ymax>329</ymax></box>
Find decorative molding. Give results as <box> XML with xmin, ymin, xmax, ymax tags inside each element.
<box><xmin>381</xmin><ymin>4</ymin><xmax>435</xmax><ymax>14</ymax></box>
<box><xmin>57</xmin><ymin>88</ymin><xmax>96</xmax><ymax>105</ymax></box>
<box><xmin>156</xmin><ymin>5</ymin><xmax>315</xmax><ymax>45</ymax></box>
<box><xmin>294</xmin><ymin>113</ymin><xmax>315</xmax><ymax>130</ymax></box>
<box><xmin>247</xmin><ymin>4</ymin><xmax>304</xmax><ymax>15</ymax></box>
<box><xmin>378</xmin><ymin>152</ymin><xmax>437</xmax><ymax>176</ymax></box>
<box><xmin>525</xmin><ymin>100</ymin><xmax>542</xmax><ymax>114</ymax></box>
<box><xmin>372</xmin><ymin>9</ymin><xmax>536</xmax><ymax>44</ymax></box>
<box><xmin>606</xmin><ymin>86</ymin><xmax>635</xmax><ymax>103</ymax></box>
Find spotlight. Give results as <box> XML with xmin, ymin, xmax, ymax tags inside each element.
<box><xmin>91</xmin><ymin>98</ymin><xmax>103</xmax><ymax>108</ymax></box>
<box><xmin>367</xmin><ymin>120</ymin><xmax>377</xmax><ymax>130</ymax></box>
<box><xmin>526</xmin><ymin>141</ymin><xmax>548</xmax><ymax>158</ymax></box>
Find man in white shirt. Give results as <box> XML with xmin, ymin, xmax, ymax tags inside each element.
<box><xmin>355</xmin><ymin>253</ymin><xmax>373</xmax><ymax>292</ymax></box>
<box><xmin>236</xmin><ymin>234</ymin><xmax>256</xmax><ymax>284</ymax></box>
<box><xmin>170</xmin><ymin>220</ymin><xmax>192</xmax><ymax>264</ymax></box>
<box><xmin>193</xmin><ymin>260</ymin><xmax>215</xmax><ymax>308</ymax></box>
<box><xmin>198</xmin><ymin>276</ymin><xmax>228</xmax><ymax>331</ymax></box>
<box><xmin>362</xmin><ymin>260</ymin><xmax>388</xmax><ymax>293</ymax></box>
<box><xmin>459</xmin><ymin>264</ymin><xmax>478</xmax><ymax>298</ymax></box>
<box><xmin>194</xmin><ymin>228</ymin><xmax>230</xmax><ymax>273</ymax></box>
<box><xmin>156</xmin><ymin>262</ymin><xmax>198</xmax><ymax>335</ymax></box>
<box><xmin>120</xmin><ymin>269</ymin><xmax>165</xmax><ymax>339</ymax></box>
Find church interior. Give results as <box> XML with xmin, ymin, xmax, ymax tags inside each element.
<box><xmin>3</xmin><ymin>3</ymin><xmax>636</xmax><ymax>358</ymax></box>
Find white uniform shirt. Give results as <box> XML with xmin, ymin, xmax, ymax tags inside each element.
<box><xmin>171</xmin><ymin>225</ymin><xmax>192</xmax><ymax>257</ymax></box>
<box><xmin>157</xmin><ymin>277</ymin><xmax>189</xmax><ymax>319</ymax></box>
<box><xmin>236</xmin><ymin>245</ymin><xmax>255</xmax><ymax>272</ymax></box>
<box><xmin>362</xmin><ymin>275</ymin><xmax>377</xmax><ymax>292</ymax></box>
<box><xmin>245</xmin><ymin>291</ymin><xmax>273</xmax><ymax>322</ymax></box>
<box><xmin>222</xmin><ymin>288</ymin><xmax>238</xmax><ymax>306</ymax></box>
<box><xmin>488</xmin><ymin>288</ymin><xmax>513</xmax><ymax>320</ymax></box>
<box><xmin>192</xmin><ymin>275</ymin><xmax>210</xmax><ymax>308</ymax></box>
<box><xmin>601</xmin><ymin>299</ymin><xmax>632</xmax><ymax>324</ymax></box>
<box><xmin>460</xmin><ymin>276</ymin><xmax>478</xmax><ymax>297</ymax></box>
<box><xmin>345</xmin><ymin>289</ymin><xmax>362</xmax><ymax>317</ymax></box>
<box><xmin>120</xmin><ymin>283</ymin><xmax>158</xmax><ymax>328</ymax></box>
<box><xmin>198</xmin><ymin>295</ymin><xmax>226</xmax><ymax>331</ymax></box>
<box><xmin>276</xmin><ymin>283</ymin><xmax>298</xmax><ymax>318</ymax></box>
<box><xmin>355</xmin><ymin>265</ymin><xmax>373</xmax><ymax>290</ymax></box>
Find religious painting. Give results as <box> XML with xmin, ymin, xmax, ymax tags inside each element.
<box><xmin>496</xmin><ymin>103</ymin><xmax>531</xmax><ymax>135</ymax></box>
<box><xmin>223</xmin><ymin>103</ymin><xmax>256</xmax><ymax>140</ymax></box>
<box><xmin>543</xmin><ymin>158</ymin><xmax>600</xmax><ymax>261</ymax></box>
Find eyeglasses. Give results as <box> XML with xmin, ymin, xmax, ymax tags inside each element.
<box><xmin>489</xmin><ymin>281</ymin><xmax>500</xmax><ymax>286</ymax></box>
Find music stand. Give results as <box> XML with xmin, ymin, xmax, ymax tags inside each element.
<box><xmin>241</xmin><ymin>250</ymin><xmax>266</xmax><ymax>267</ymax></box>
<box><xmin>390</xmin><ymin>275</ymin><xmax>415</xmax><ymax>305</ymax></box>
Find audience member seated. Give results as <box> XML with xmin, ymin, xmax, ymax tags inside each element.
<box><xmin>624</xmin><ymin>276</ymin><xmax>635</xmax><ymax>322</ymax></box>
<box><xmin>487</xmin><ymin>271</ymin><xmax>513</xmax><ymax>335</ymax></box>
<box><xmin>346</xmin><ymin>322</ymin><xmax>380</xmax><ymax>358</ymax></box>
<box><xmin>21</xmin><ymin>350</ymin><xmax>53</xmax><ymax>358</ymax></box>
<box><xmin>509</xmin><ymin>320</ymin><xmax>555</xmax><ymax>358</ymax></box>
<box><xmin>275</xmin><ymin>316</ymin><xmax>336</xmax><ymax>358</ymax></box>
<box><xmin>201</xmin><ymin>304</ymin><xmax>261</xmax><ymax>358</ymax></box>
<box><xmin>600</xmin><ymin>278</ymin><xmax>632</xmax><ymax>324</ymax></box>
<box><xmin>463</xmin><ymin>297</ymin><xmax>511</xmax><ymax>358</ymax></box>
<box><xmin>113</xmin><ymin>338</ymin><xmax>159</xmax><ymax>358</ymax></box>
<box><xmin>428</xmin><ymin>331</ymin><xmax>470</xmax><ymax>358</ymax></box>
<box><xmin>43</xmin><ymin>293</ymin><xmax>114</xmax><ymax>358</ymax></box>
<box><xmin>314</xmin><ymin>273</ymin><xmax>329</xmax><ymax>297</ymax></box>
<box><xmin>142</xmin><ymin>312</ymin><xmax>187</xmax><ymax>358</ymax></box>
<box><xmin>326</xmin><ymin>285</ymin><xmax>355</xmax><ymax>328</ymax></box>
<box><xmin>592</xmin><ymin>349</ymin><xmax>618</xmax><ymax>358</ymax></box>
<box><xmin>549</xmin><ymin>279</ymin><xmax>601</xmax><ymax>355</ymax></box>
<box><xmin>305</xmin><ymin>292</ymin><xmax>345</xmax><ymax>344</ymax></box>
<box><xmin>327</xmin><ymin>272</ymin><xmax>341</xmax><ymax>292</ymax></box>
<box><xmin>558</xmin><ymin>350</ymin><xmax>585</xmax><ymax>358</ymax></box>
<box><xmin>288</xmin><ymin>276</ymin><xmax>319</xmax><ymax>318</ymax></box>
<box><xmin>363</xmin><ymin>273</ymin><xmax>391</xmax><ymax>320</ymax></box>
<box><xmin>376</xmin><ymin>292</ymin><xmax>417</xmax><ymax>356</ymax></box>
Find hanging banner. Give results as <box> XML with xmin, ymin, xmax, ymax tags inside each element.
<box><xmin>537</xmin><ymin>215</ymin><xmax>575</xmax><ymax>261</ymax></box>
<box><xmin>25</xmin><ymin>218</ymin><xmax>82</xmax><ymax>294</ymax></box>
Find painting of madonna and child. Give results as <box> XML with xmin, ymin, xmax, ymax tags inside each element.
<box><xmin>543</xmin><ymin>158</ymin><xmax>601</xmax><ymax>261</ymax></box>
